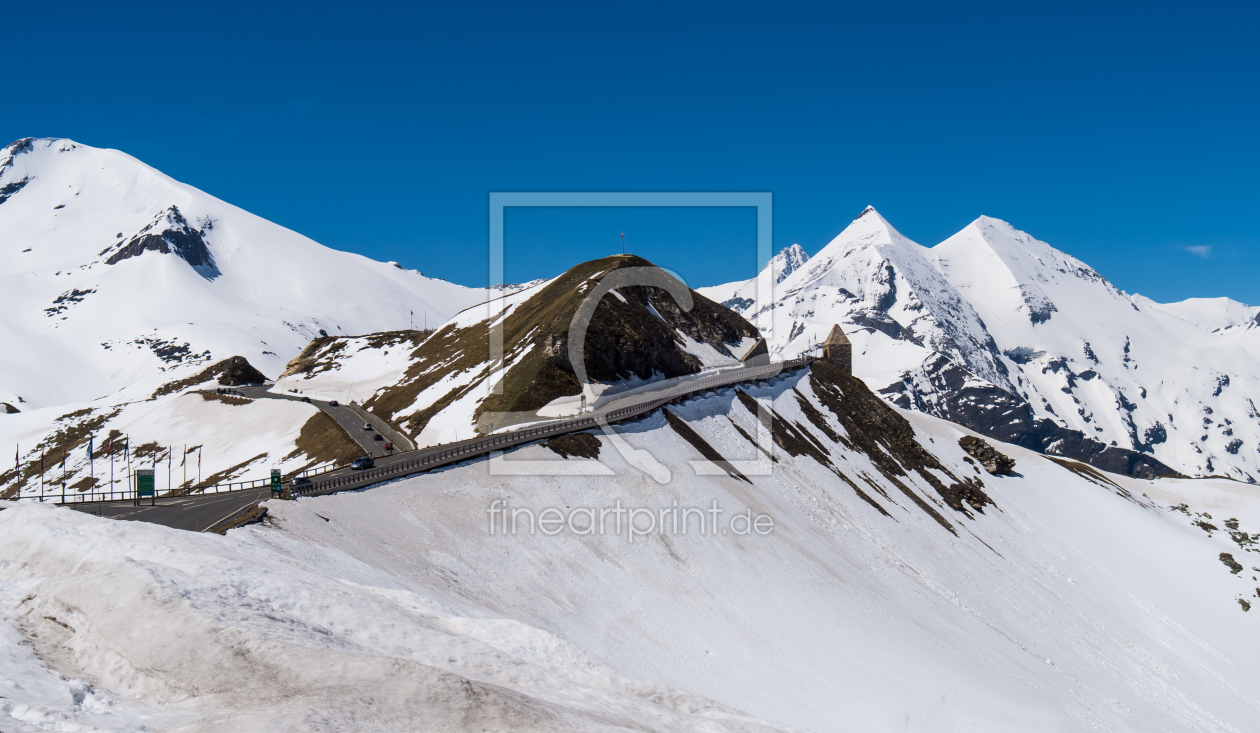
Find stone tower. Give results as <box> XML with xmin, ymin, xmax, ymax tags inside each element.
<box><xmin>821</xmin><ymin>324</ymin><xmax>852</xmax><ymax>374</ymax></box>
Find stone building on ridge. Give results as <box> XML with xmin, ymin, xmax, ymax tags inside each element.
<box><xmin>822</xmin><ymin>324</ymin><xmax>852</xmax><ymax>374</ymax></box>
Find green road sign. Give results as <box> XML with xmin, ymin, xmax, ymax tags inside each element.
<box><xmin>137</xmin><ymin>469</ymin><xmax>155</xmax><ymax>498</ymax></box>
<box><xmin>271</xmin><ymin>469</ymin><xmax>282</xmax><ymax>493</ymax></box>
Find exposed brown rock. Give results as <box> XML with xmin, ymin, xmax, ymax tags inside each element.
<box><xmin>543</xmin><ymin>433</ymin><xmax>602</xmax><ymax>460</ymax></box>
<box><xmin>958</xmin><ymin>435</ymin><xmax>1016</xmax><ymax>475</ymax></box>
<box><xmin>805</xmin><ymin>360</ymin><xmax>995</xmax><ymax>520</ymax></box>
<box><xmin>216</xmin><ymin>356</ymin><xmax>267</xmax><ymax>386</ymax></box>
<box><xmin>152</xmin><ymin>356</ymin><xmax>267</xmax><ymax>398</ymax></box>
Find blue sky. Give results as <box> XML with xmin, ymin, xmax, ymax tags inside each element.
<box><xmin>6</xmin><ymin>1</ymin><xmax>1258</xmax><ymax>302</ymax></box>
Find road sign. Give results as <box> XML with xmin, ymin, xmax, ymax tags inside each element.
<box><xmin>271</xmin><ymin>469</ymin><xmax>282</xmax><ymax>495</ymax></box>
<box><xmin>136</xmin><ymin>469</ymin><xmax>155</xmax><ymax>498</ymax></box>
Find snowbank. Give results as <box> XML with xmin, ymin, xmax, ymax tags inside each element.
<box><xmin>2</xmin><ymin>369</ymin><xmax>1258</xmax><ymax>731</ymax></box>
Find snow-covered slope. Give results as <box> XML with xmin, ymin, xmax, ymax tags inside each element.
<box><xmin>702</xmin><ymin>207</ymin><xmax>1260</xmax><ymax>481</ymax></box>
<box><xmin>0</xmin><ymin>137</ymin><xmax>488</xmax><ymax>411</ymax></box>
<box><xmin>0</xmin><ymin>357</ymin><xmax>363</xmax><ymax>500</ymax></box>
<box><xmin>3</xmin><ymin>364</ymin><xmax>1258</xmax><ymax>731</ymax></box>
<box><xmin>931</xmin><ymin>216</ymin><xmax>1260</xmax><ymax>481</ymax></box>
<box><xmin>700</xmin><ymin>242</ymin><xmax>809</xmax><ymax>312</ymax></box>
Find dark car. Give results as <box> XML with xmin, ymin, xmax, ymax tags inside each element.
<box><xmin>373</xmin><ymin>433</ymin><xmax>384</xmax><ymax>441</ymax></box>
<box><xmin>328</xmin><ymin>400</ymin><xmax>339</xmax><ymax>407</ymax></box>
<box><xmin>362</xmin><ymin>422</ymin><xmax>373</xmax><ymax>431</ymax></box>
<box><xmin>301</xmin><ymin>396</ymin><xmax>311</xmax><ymax>403</ymax></box>
<box><xmin>289</xmin><ymin>476</ymin><xmax>312</xmax><ymax>489</ymax></box>
<box><xmin>350</xmin><ymin>456</ymin><xmax>374</xmax><ymax>470</ymax></box>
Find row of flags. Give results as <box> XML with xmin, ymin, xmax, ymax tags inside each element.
<box><xmin>14</xmin><ymin>439</ymin><xmax>200</xmax><ymax>475</ymax></box>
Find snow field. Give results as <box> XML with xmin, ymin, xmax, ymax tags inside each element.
<box><xmin>4</xmin><ymin>370</ymin><xmax>1257</xmax><ymax>731</ymax></box>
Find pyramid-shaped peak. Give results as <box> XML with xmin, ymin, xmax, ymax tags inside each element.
<box><xmin>941</xmin><ymin>216</ymin><xmax>1063</xmax><ymax>260</ymax></box>
<box><xmin>812</xmin><ymin>205</ymin><xmax>922</xmax><ymax>259</ymax></box>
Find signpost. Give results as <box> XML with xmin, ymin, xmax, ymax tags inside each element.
<box><xmin>136</xmin><ymin>469</ymin><xmax>155</xmax><ymax>506</ymax></box>
<box><xmin>271</xmin><ymin>469</ymin><xmax>282</xmax><ymax>498</ymax></box>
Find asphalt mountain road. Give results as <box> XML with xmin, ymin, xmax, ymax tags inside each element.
<box><xmin>237</xmin><ymin>386</ymin><xmax>387</xmax><ymax>457</ymax></box>
<box><xmin>56</xmin><ymin>360</ymin><xmax>809</xmax><ymax>532</ymax></box>
<box><xmin>70</xmin><ymin>487</ymin><xmax>273</xmax><ymax>533</ymax></box>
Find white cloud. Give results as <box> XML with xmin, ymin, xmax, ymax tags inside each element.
<box><xmin>1184</xmin><ymin>245</ymin><xmax>1212</xmax><ymax>258</ymax></box>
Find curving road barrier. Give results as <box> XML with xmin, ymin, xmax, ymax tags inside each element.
<box><xmin>292</xmin><ymin>357</ymin><xmax>814</xmax><ymax>498</ymax></box>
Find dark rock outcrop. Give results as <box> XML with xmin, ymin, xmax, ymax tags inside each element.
<box><xmin>151</xmin><ymin>356</ymin><xmax>267</xmax><ymax>398</ymax></box>
<box><xmin>0</xmin><ymin>176</ymin><xmax>30</xmax><ymax>205</ymax></box>
<box><xmin>104</xmin><ymin>206</ymin><xmax>219</xmax><ymax>277</ymax></box>
<box><xmin>879</xmin><ymin>353</ymin><xmax>1180</xmax><ymax>480</ymax></box>
<box><xmin>805</xmin><ymin>360</ymin><xmax>995</xmax><ymax>521</ymax></box>
<box><xmin>1220</xmin><ymin>552</ymin><xmax>1243</xmax><ymax>574</ymax></box>
<box><xmin>543</xmin><ymin>433</ymin><xmax>602</xmax><ymax>460</ymax></box>
<box><xmin>2</xmin><ymin>403</ymin><xmax>19</xmax><ymax>414</ymax></box>
<box><xmin>959</xmin><ymin>435</ymin><xmax>1016</xmax><ymax>475</ymax></box>
<box><xmin>216</xmin><ymin>356</ymin><xmax>267</xmax><ymax>386</ymax></box>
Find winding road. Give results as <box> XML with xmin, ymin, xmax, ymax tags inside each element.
<box><xmin>62</xmin><ymin>357</ymin><xmax>814</xmax><ymax>532</ymax></box>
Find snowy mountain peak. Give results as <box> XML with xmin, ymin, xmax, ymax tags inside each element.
<box><xmin>940</xmin><ymin>216</ymin><xmax>1115</xmax><ymax>293</ymax></box>
<box><xmin>702</xmin><ymin>207</ymin><xmax>1260</xmax><ymax>481</ymax></box>
<box><xmin>0</xmin><ymin>138</ymin><xmax>490</xmax><ymax>409</ymax></box>
<box><xmin>814</xmin><ymin>206</ymin><xmax>916</xmax><ymax>256</ymax></box>
<box><xmin>763</xmin><ymin>243</ymin><xmax>808</xmax><ymax>284</ymax></box>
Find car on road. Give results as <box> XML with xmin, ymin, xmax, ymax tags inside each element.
<box><xmin>328</xmin><ymin>400</ymin><xmax>339</xmax><ymax>407</ymax></box>
<box><xmin>363</xmin><ymin>422</ymin><xmax>373</xmax><ymax>430</ymax></box>
<box><xmin>301</xmin><ymin>396</ymin><xmax>311</xmax><ymax>403</ymax></box>
<box><xmin>383</xmin><ymin>443</ymin><xmax>393</xmax><ymax>452</ymax></box>
<box><xmin>289</xmin><ymin>476</ymin><xmax>312</xmax><ymax>489</ymax></box>
<box><xmin>350</xmin><ymin>457</ymin><xmax>375</xmax><ymax>470</ymax></box>
<box><xmin>373</xmin><ymin>434</ymin><xmax>383</xmax><ymax>441</ymax></box>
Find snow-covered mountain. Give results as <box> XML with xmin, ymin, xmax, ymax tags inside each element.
<box><xmin>700</xmin><ymin>207</ymin><xmax>1260</xmax><ymax>481</ymax></box>
<box><xmin>0</xmin><ymin>137</ymin><xmax>489</xmax><ymax>411</ymax></box>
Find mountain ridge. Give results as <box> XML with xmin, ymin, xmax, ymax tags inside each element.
<box><xmin>700</xmin><ymin>207</ymin><xmax>1258</xmax><ymax>481</ymax></box>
